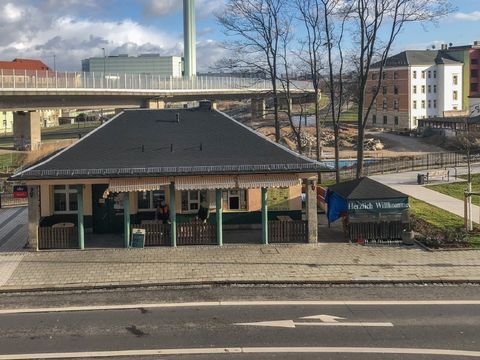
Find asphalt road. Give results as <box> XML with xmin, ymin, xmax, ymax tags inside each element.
<box><xmin>0</xmin><ymin>285</ymin><xmax>479</xmax><ymax>359</ymax></box>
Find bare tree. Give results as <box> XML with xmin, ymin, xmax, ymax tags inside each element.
<box><xmin>353</xmin><ymin>0</ymin><xmax>452</xmax><ymax>178</ymax></box>
<box><xmin>217</xmin><ymin>0</ymin><xmax>290</xmax><ymax>143</ymax></box>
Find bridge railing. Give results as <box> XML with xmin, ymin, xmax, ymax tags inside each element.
<box><xmin>0</xmin><ymin>69</ymin><xmax>313</xmax><ymax>91</ymax></box>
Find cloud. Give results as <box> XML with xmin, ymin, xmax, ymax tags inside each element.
<box><xmin>452</xmin><ymin>11</ymin><xmax>480</xmax><ymax>22</ymax></box>
<box><xmin>142</xmin><ymin>0</ymin><xmax>181</xmax><ymax>16</ymax></box>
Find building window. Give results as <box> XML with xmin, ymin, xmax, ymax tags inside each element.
<box><xmin>372</xmin><ymin>115</ymin><xmax>377</xmax><ymax>124</ymax></box>
<box><xmin>393</xmin><ymin>71</ymin><xmax>399</xmax><ymax>80</ymax></box>
<box><xmin>382</xmin><ymin>86</ymin><xmax>387</xmax><ymax>95</ymax></box>
<box><xmin>472</xmin><ymin>58</ymin><xmax>479</xmax><ymax>65</ymax></box>
<box><xmin>413</xmin><ymin>116</ymin><xmax>417</xmax><ymax>126</ymax></box>
<box><xmin>181</xmin><ymin>190</ymin><xmax>208</xmax><ymax>212</ymax></box>
<box><xmin>413</xmin><ymin>85</ymin><xmax>417</xmax><ymax>94</ymax></box>
<box><xmin>421</xmin><ymin>71</ymin><xmax>425</xmax><ymax>79</ymax></box>
<box><xmin>394</xmin><ymin>86</ymin><xmax>399</xmax><ymax>95</ymax></box>
<box><xmin>138</xmin><ymin>190</ymin><xmax>165</xmax><ymax>210</ymax></box>
<box><xmin>453</xmin><ymin>75</ymin><xmax>458</xmax><ymax>85</ymax></box>
<box><xmin>472</xmin><ymin>83</ymin><xmax>479</xmax><ymax>92</ymax></box>
<box><xmin>421</xmin><ymin>100</ymin><xmax>425</xmax><ymax>109</ymax></box>
<box><xmin>471</xmin><ymin>69</ymin><xmax>478</xmax><ymax>78</ymax></box>
<box><xmin>383</xmin><ymin>116</ymin><xmax>387</xmax><ymax>124</ymax></box>
<box><xmin>428</xmin><ymin>85</ymin><xmax>431</xmax><ymax>93</ymax></box>
<box><xmin>428</xmin><ymin>100</ymin><xmax>431</xmax><ymax>108</ymax></box>
<box><xmin>434</xmin><ymin>85</ymin><xmax>437</xmax><ymax>93</ymax></box>
<box><xmin>453</xmin><ymin>90</ymin><xmax>458</xmax><ymax>100</ymax></box>
<box><xmin>433</xmin><ymin>70</ymin><xmax>437</xmax><ymax>78</ymax></box>
<box><xmin>382</xmin><ymin>99</ymin><xmax>387</xmax><ymax>110</ymax></box>
<box><xmin>413</xmin><ymin>71</ymin><xmax>417</xmax><ymax>79</ymax></box>
<box><xmin>413</xmin><ymin>100</ymin><xmax>417</xmax><ymax>109</ymax></box>
<box><xmin>394</xmin><ymin>99</ymin><xmax>399</xmax><ymax>110</ymax></box>
<box><xmin>54</xmin><ymin>185</ymin><xmax>78</xmax><ymax>213</ymax></box>
<box><xmin>223</xmin><ymin>190</ymin><xmax>247</xmax><ymax>211</ymax></box>
<box><xmin>371</xmin><ymin>86</ymin><xmax>377</xmax><ymax>93</ymax></box>
<box><xmin>421</xmin><ymin>85</ymin><xmax>425</xmax><ymax>94</ymax></box>
<box><xmin>453</xmin><ymin>106</ymin><xmax>458</xmax><ymax>110</ymax></box>
<box><xmin>394</xmin><ymin>116</ymin><xmax>399</xmax><ymax>125</ymax></box>
<box><xmin>372</xmin><ymin>73</ymin><xmax>377</xmax><ymax>80</ymax></box>
<box><xmin>428</xmin><ymin>71</ymin><xmax>431</xmax><ymax>78</ymax></box>
<box><xmin>433</xmin><ymin>100</ymin><xmax>437</xmax><ymax>108</ymax></box>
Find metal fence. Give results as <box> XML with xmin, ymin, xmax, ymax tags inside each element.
<box><xmin>0</xmin><ymin>69</ymin><xmax>312</xmax><ymax>92</ymax></box>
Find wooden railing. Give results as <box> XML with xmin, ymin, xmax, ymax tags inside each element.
<box><xmin>133</xmin><ymin>223</ymin><xmax>170</xmax><ymax>246</ymax></box>
<box><xmin>177</xmin><ymin>221</ymin><xmax>216</xmax><ymax>245</ymax></box>
<box><xmin>38</xmin><ymin>227</ymin><xmax>78</xmax><ymax>250</ymax></box>
<box><xmin>268</xmin><ymin>220</ymin><xmax>307</xmax><ymax>243</ymax></box>
<box><xmin>348</xmin><ymin>221</ymin><xmax>405</xmax><ymax>242</ymax></box>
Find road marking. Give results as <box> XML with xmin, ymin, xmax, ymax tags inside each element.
<box><xmin>1</xmin><ymin>300</ymin><xmax>480</xmax><ymax>315</ymax></box>
<box><xmin>235</xmin><ymin>314</ymin><xmax>394</xmax><ymax>328</ymax></box>
<box><xmin>1</xmin><ymin>347</ymin><xmax>480</xmax><ymax>359</ymax></box>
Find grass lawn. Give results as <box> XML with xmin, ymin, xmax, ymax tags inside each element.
<box><xmin>0</xmin><ymin>153</ymin><xmax>26</xmax><ymax>169</ymax></box>
<box><xmin>426</xmin><ymin>174</ymin><xmax>480</xmax><ymax>201</ymax></box>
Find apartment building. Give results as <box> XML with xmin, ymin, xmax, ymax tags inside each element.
<box><xmin>365</xmin><ymin>50</ymin><xmax>463</xmax><ymax>130</ymax></box>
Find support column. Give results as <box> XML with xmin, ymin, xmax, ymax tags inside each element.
<box><xmin>305</xmin><ymin>178</ymin><xmax>318</xmax><ymax>243</ymax></box>
<box><xmin>216</xmin><ymin>189</ymin><xmax>223</xmax><ymax>246</ymax></box>
<box><xmin>123</xmin><ymin>193</ymin><xmax>130</xmax><ymax>248</ymax></box>
<box><xmin>170</xmin><ymin>182</ymin><xmax>177</xmax><ymax>247</ymax></box>
<box><xmin>251</xmin><ymin>98</ymin><xmax>266</xmax><ymax>120</ymax></box>
<box><xmin>261</xmin><ymin>187</ymin><xmax>268</xmax><ymax>245</ymax></box>
<box><xmin>13</xmin><ymin>111</ymin><xmax>41</xmax><ymax>151</ymax></box>
<box><xmin>77</xmin><ymin>185</ymin><xmax>85</xmax><ymax>250</ymax></box>
<box><xmin>27</xmin><ymin>185</ymin><xmax>40</xmax><ymax>251</ymax></box>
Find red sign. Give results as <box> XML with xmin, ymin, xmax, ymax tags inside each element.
<box><xmin>13</xmin><ymin>185</ymin><xmax>28</xmax><ymax>198</ymax></box>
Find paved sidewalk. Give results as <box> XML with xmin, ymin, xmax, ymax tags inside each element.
<box><xmin>0</xmin><ymin>244</ymin><xmax>479</xmax><ymax>292</ymax></box>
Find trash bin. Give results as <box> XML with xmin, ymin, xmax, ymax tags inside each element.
<box><xmin>417</xmin><ymin>173</ymin><xmax>425</xmax><ymax>185</ymax></box>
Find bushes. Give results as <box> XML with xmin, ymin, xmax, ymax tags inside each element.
<box><xmin>411</xmin><ymin>215</ymin><xmax>470</xmax><ymax>249</ymax></box>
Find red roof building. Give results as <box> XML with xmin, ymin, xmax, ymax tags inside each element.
<box><xmin>0</xmin><ymin>58</ymin><xmax>50</xmax><ymax>71</ymax></box>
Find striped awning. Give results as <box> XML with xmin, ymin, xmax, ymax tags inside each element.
<box><xmin>237</xmin><ymin>174</ymin><xmax>300</xmax><ymax>189</ymax></box>
<box><xmin>175</xmin><ymin>175</ymin><xmax>237</xmax><ymax>191</ymax></box>
<box><xmin>104</xmin><ymin>177</ymin><xmax>170</xmax><ymax>197</ymax></box>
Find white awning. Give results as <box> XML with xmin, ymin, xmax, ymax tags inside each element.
<box><xmin>175</xmin><ymin>176</ymin><xmax>237</xmax><ymax>191</ymax></box>
<box><xmin>104</xmin><ymin>177</ymin><xmax>170</xmax><ymax>197</ymax></box>
<box><xmin>237</xmin><ymin>174</ymin><xmax>300</xmax><ymax>189</ymax></box>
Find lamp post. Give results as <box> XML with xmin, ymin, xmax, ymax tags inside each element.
<box><xmin>53</xmin><ymin>54</ymin><xmax>56</xmax><ymax>72</ymax></box>
<box><xmin>101</xmin><ymin>47</ymin><xmax>106</xmax><ymax>87</ymax></box>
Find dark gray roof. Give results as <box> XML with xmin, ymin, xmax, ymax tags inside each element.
<box><xmin>13</xmin><ymin>107</ymin><xmax>327</xmax><ymax>180</ymax></box>
<box><xmin>328</xmin><ymin>177</ymin><xmax>407</xmax><ymax>200</ymax></box>
<box><xmin>372</xmin><ymin>50</ymin><xmax>463</xmax><ymax>68</ymax></box>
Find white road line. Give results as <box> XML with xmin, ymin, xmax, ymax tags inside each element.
<box><xmin>1</xmin><ymin>300</ymin><xmax>480</xmax><ymax>315</ymax></box>
<box><xmin>1</xmin><ymin>347</ymin><xmax>480</xmax><ymax>359</ymax></box>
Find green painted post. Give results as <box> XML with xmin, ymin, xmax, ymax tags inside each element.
<box><xmin>170</xmin><ymin>182</ymin><xmax>177</xmax><ymax>247</ymax></box>
<box><xmin>261</xmin><ymin>187</ymin><xmax>268</xmax><ymax>245</ymax></box>
<box><xmin>123</xmin><ymin>193</ymin><xmax>130</xmax><ymax>248</ymax></box>
<box><xmin>216</xmin><ymin>189</ymin><xmax>223</xmax><ymax>246</ymax></box>
<box><xmin>77</xmin><ymin>185</ymin><xmax>84</xmax><ymax>250</ymax></box>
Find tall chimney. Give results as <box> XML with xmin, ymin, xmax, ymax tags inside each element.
<box><xmin>183</xmin><ymin>0</ymin><xmax>196</xmax><ymax>77</ymax></box>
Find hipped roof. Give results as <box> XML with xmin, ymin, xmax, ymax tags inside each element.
<box><xmin>328</xmin><ymin>177</ymin><xmax>407</xmax><ymax>200</ymax></box>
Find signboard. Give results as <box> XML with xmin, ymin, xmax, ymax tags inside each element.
<box><xmin>13</xmin><ymin>185</ymin><xmax>28</xmax><ymax>199</ymax></box>
<box><xmin>267</xmin><ymin>188</ymin><xmax>290</xmax><ymax>211</ymax></box>
<box><xmin>348</xmin><ymin>198</ymin><xmax>409</xmax><ymax>214</ymax></box>
<box><xmin>131</xmin><ymin>228</ymin><xmax>146</xmax><ymax>248</ymax></box>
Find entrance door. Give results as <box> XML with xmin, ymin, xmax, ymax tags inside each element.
<box><xmin>92</xmin><ymin>184</ymin><xmax>124</xmax><ymax>234</ymax></box>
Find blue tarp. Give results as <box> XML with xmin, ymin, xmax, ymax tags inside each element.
<box><xmin>325</xmin><ymin>189</ymin><xmax>348</xmax><ymax>223</ymax></box>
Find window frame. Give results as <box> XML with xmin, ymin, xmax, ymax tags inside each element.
<box><xmin>53</xmin><ymin>185</ymin><xmax>78</xmax><ymax>214</ymax></box>
<box><xmin>137</xmin><ymin>190</ymin><xmax>166</xmax><ymax>211</ymax></box>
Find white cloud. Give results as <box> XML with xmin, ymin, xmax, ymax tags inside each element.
<box><xmin>453</xmin><ymin>11</ymin><xmax>480</xmax><ymax>22</ymax></box>
<box><xmin>142</xmin><ymin>0</ymin><xmax>181</xmax><ymax>16</ymax></box>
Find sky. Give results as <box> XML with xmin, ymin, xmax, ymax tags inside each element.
<box><xmin>0</xmin><ymin>0</ymin><xmax>479</xmax><ymax>73</ymax></box>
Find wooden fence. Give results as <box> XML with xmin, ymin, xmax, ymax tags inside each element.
<box><xmin>177</xmin><ymin>222</ymin><xmax>216</xmax><ymax>245</ymax></box>
<box><xmin>38</xmin><ymin>226</ymin><xmax>78</xmax><ymax>250</ymax></box>
<box><xmin>268</xmin><ymin>220</ymin><xmax>307</xmax><ymax>243</ymax></box>
<box><xmin>132</xmin><ymin>223</ymin><xmax>170</xmax><ymax>246</ymax></box>
<box><xmin>348</xmin><ymin>221</ymin><xmax>405</xmax><ymax>242</ymax></box>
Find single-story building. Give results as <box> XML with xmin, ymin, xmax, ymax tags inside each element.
<box><xmin>12</xmin><ymin>103</ymin><xmax>328</xmax><ymax>250</ymax></box>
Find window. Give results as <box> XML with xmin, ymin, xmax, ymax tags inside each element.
<box><xmin>453</xmin><ymin>106</ymin><xmax>458</xmax><ymax>110</ymax></box>
<box><xmin>421</xmin><ymin>100</ymin><xmax>426</xmax><ymax>109</ymax></box>
<box><xmin>472</xmin><ymin>58</ymin><xmax>479</xmax><ymax>65</ymax></box>
<box><xmin>413</xmin><ymin>116</ymin><xmax>417</xmax><ymax>126</ymax></box>
<box><xmin>372</xmin><ymin>115</ymin><xmax>377</xmax><ymax>124</ymax></box>
<box><xmin>371</xmin><ymin>86</ymin><xmax>377</xmax><ymax>93</ymax></box>
<box><xmin>472</xmin><ymin>83</ymin><xmax>479</xmax><ymax>92</ymax></box>
<box><xmin>413</xmin><ymin>71</ymin><xmax>417</xmax><ymax>79</ymax></box>
<box><xmin>181</xmin><ymin>190</ymin><xmax>208</xmax><ymax>212</ymax></box>
<box><xmin>421</xmin><ymin>85</ymin><xmax>425</xmax><ymax>94</ymax></box>
<box><xmin>433</xmin><ymin>100</ymin><xmax>437</xmax><ymax>108</ymax></box>
<box><xmin>413</xmin><ymin>100</ymin><xmax>417</xmax><ymax>109</ymax></box>
<box><xmin>433</xmin><ymin>70</ymin><xmax>437</xmax><ymax>78</ymax></box>
<box><xmin>421</xmin><ymin>71</ymin><xmax>425</xmax><ymax>79</ymax></box>
<box><xmin>434</xmin><ymin>85</ymin><xmax>437</xmax><ymax>93</ymax></box>
<box><xmin>428</xmin><ymin>85</ymin><xmax>431</xmax><ymax>93</ymax></box>
<box><xmin>383</xmin><ymin>115</ymin><xmax>387</xmax><ymax>124</ymax></box>
<box><xmin>394</xmin><ymin>99</ymin><xmax>399</xmax><ymax>110</ymax></box>
<box><xmin>382</xmin><ymin>99</ymin><xmax>387</xmax><ymax>110</ymax></box>
<box><xmin>138</xmin><ymin>190</ymin><xmax>165</xmax><ymax>210</ymax></box>
<box><xmin>223</xmin><ymin>190</ymin><xmax>247</xmax><ymax>211</ymax></box>
<box><xmin>413</xmin><ymin>85</ymin><xmax>417</xmax><ymax>94</ymax></box>
<box><xmin>394</xmin><ymin>116</ymin><xmax>399</xmax><ymax>125</ymax></box>
<box><xmin>382</xmin><ymin>86</ymin><xmax>387</xmax><ymax>95</ymax></box>
<box><xmin>453</xmin><ymin>75</ymin><xmax>458</xmax><ymax>85</ymax></box>
<box><xmin>428</xmin><ymin>71</ymin><xmax>431</xmax><ymax>78</ymax></box>
<box><xmin>453</xmin><ymin>90</ymin><xmax>458</xmax><ymax>100</ymax></box>
<box><xmin>393</xmin><ymin>71</ymin><xmax>399</xmax><ymax>80</ymax></box>
<box><xmin>428</xmin><ymin>100</ymin><xmax>431</xmax><ymax>108</ymax></box>
<box><xmin>471</xmin><ymin>69</ymin><xmax>478</xmax><ymax>78</ymax></box>
<box><xmin>54</xmin><ymin>185</ymin><xmax>78</xmax><ymax>213</ymax></box>
<box><xmin>394</xmin><ymin>86</ymin><xmax>399</xmax><ymax>95</ymax></box>
<box><xmin>372</xmin><ymin>73</ymin><xmax>377</xmax><ymax>80</ymax></box>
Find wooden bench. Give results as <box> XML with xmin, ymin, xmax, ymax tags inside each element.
<box><xmin>426</xmin><ymin>169</ymin><xmax>449</xmax><ymax>183</ymax></box>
